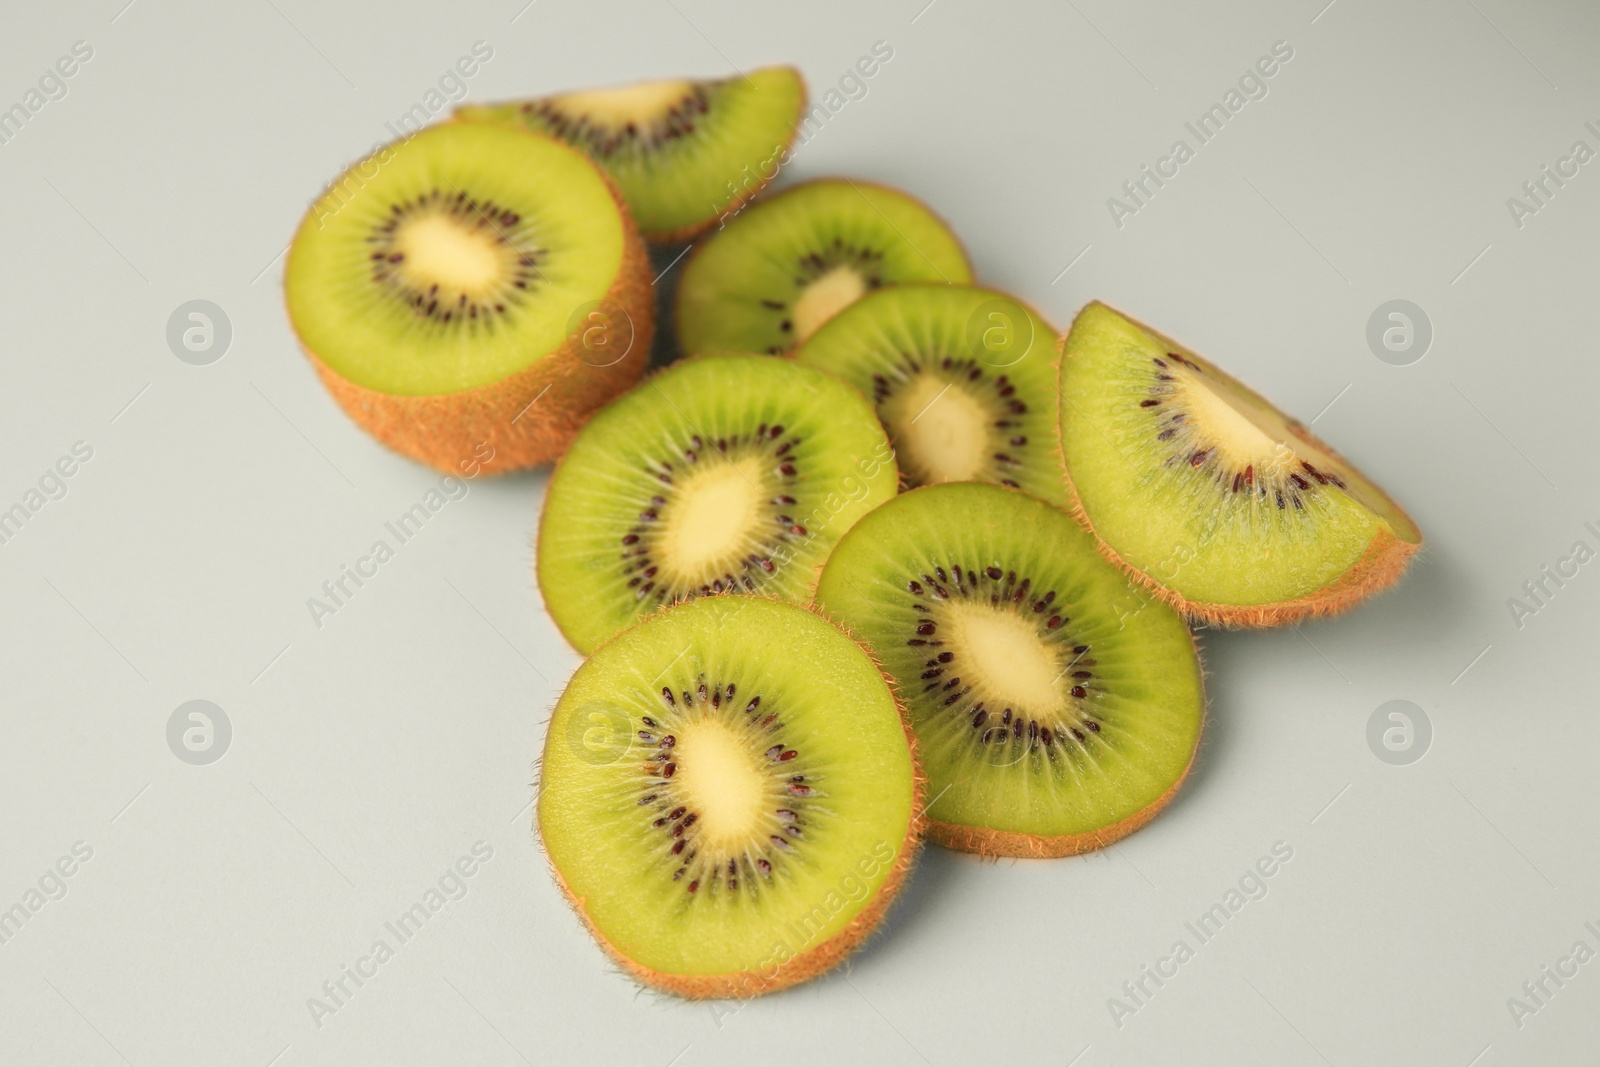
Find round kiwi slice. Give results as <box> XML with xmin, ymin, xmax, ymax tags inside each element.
<box><xmin>813</xmin><ymin>483</ymin><xmax>1204</xmax><ymax>858</ymax></box>
<box><xmin>793</xmin><ymin>283</ymin><xmax>1065</xmax><ymax>504</ymax></box>
<box><xmin>285</xmin><ymin>122</ymin><xmax>652</xmax><ymax>475</ymax></box>
<box><xmin>676</xmin><ymin>179</ymin><xmax>973</xmax><ymax>356</ymax></box>
<box><xmin>538</xmin><ymin>354</ymin><xmax>899</xmax><ymax>654</ymax></box>
<box><xmin>1060</xmin><ymin>302</ymin><xmax>1423</xmax><ymax>626</ymax></box>
<box><xmin>539</xmin><ymin>594</ymin><xmax>921</xmax><ymax>999</ymax></box>
<box><xmin>456</xmin><ymin>66</ymin><xmax>806</xmax><ymax>244</ymax></box>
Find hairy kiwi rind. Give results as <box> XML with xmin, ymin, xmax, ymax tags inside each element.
<box><xmin>537</xmin><ymin>594</ymin><xmax>927</xmax><ymax>999</ymax></box>
<box><xmin>1056</xmin><ymin>303</ymin><xmax>1421</xmax><ymax>628</ymax></box>
<box><xmin>291</xmin><ymin>150</ymin><xmax>655</xmax><ymax>476</ymax></box>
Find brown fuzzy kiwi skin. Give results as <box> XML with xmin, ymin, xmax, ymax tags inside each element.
<box><xmin>1054</xmin><ymin>303</ymin><xmax>1422</xmax><ymax>628</ymax></box>
<box><xmin>289</xmin><ymin>158</ymin><xmax>654</xmax><ymax>478</ymax></box>
<box><xmin>673</xmin><ymin>178</ymin><xmax>975</xmax><ymax>357</ymax></box>
<box><xmin>536</xmin><ymin>594</ymin><xmax>926</xmax><ymax>1000</ymax></box>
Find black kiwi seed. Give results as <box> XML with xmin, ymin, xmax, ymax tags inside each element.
<box><xmin>636</xmin><ymin>678</ymin><xmax>824</xmax><ymax>896</ymax></box>
<box><xmin>528</xmin><ymin>84</ymin><xmax>712</xmax><ymax>158</ymax></box>
<box><xmin>612</xmin><ymin>430</ymin><xmax>811</xmax><ymax>610</ymax></box>
<box><xmin>367</xmin><ymin>188</ymin><xmax>545</xmax><ymax>320</ymax></box>
<box><xmin>1139</xmin><ymin>357</ymin><xmax>1346</xmax><ymax>513</ymax></box>
<box><xmin>899</xmin><ymin>559</ymin><xmax>1096</xmax><ymax>755</ymax></box>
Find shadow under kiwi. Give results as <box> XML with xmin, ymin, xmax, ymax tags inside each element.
<box><xmin>839</xmin><ymin>839</ymin><xmax>985</xmax><ymax>975</ymax></box>
<box><xmin>647</xmin><ymin>242</ymin><xmax>691</xmax><ymax>370</ymax></box>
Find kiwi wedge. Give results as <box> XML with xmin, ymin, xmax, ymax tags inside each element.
<box><xmin>285</xmin><ymin>122</ymin><xmax>652</xmax><ymax>474</ymax></box>
<box><xmin>539</xmin><ymin>594</ymin><xmax>921</xmax><ymax>998</ymax></box>
<box><xmin>813</xmin><ymin>483</ymin><xmax>1204</xmax><ymax>858</ymax></box>
<box><xmin>676</xmin><ymin>179</ymin><xmax>973</xmax><ymax>355</ymax></box>
<box><xmin>1060</xmin><ymin>302</ymin><xmax>1422</xmax><ymax>626</ymax></box>
<box><xmin>457</xmin><ymin>67</ymin><xmax>805</xmax><ymax>244</ymax></box>
<box><xmin>538</xmin><ymin>354</ymin><xmax>898</xmax><ymax>653</ymax></box>
<box><xmin>793</xmin><ymin>284</ymin><xmax>1064</xmax><ymax>504</ymax></box>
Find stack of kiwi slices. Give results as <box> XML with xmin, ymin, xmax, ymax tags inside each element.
<box><xmin>283</xmin><ymin>61</ymin><xmax>1421</xmax><ymax>1000</ymax></box>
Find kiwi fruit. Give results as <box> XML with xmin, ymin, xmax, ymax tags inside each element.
<box><xmin>537</xmin><ymin>353</ymin><xmax>899</xmax><ymax>654</ymax></box>
<box><xmin>456</xmin><ymin>67</ymin><xmax>806</xmax><ymax>244</ymax></box>
<box><xmin>539</xmin><ymin>594</ymin><xmax>921</xmax><ymax>998</ymax></box>
<box><xmin>793</xmin><ymin>283</ymin><xmax>1065</xmax><ymax>504</ymax></box>
<box><xmin>813</xmin><ymin>482</ymin><xmax>1204</xmax><ymax>858</ymax></box>
<box><xmin>675</xmin><ymin>179</ymin><xmax>973</xmax><ymax>356</ymax></box>
<box><xmin>1059</xmin><ymin>302</ymin><xmax>1422</xmax><ymax>626</ymax></box>
<box><xmin>285</xmin><ymin>122</ymin><xmax>652</xmax><ymax>475</ymax></box>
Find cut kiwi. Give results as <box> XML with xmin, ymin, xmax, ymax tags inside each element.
<box><xmin>793</xmin><ymin>284</ymin><xmax>1064</xmax><ymax>504</ymax></box>
<box><xmin>285</xmin><ymin>122</ymin><xmax>652</xmax><ymax>474</ymax></box>
<box><xmin>457</xmin><ymin>66</ymin><xmax>805</xmax><ymax>244</ymax></box>
<box><xmin>1059</xmin><ymin>302</ymin><xmax>1422</xmax><ymax>626</ymax></box>
<box><xmin>813</xmin><ymin>483</ymin><xmax>1203</xmax><ymax>858</ymax></box>
<box><xmin>539</xmin><ymin>594</ymin><xmax>921</xmax><ymax>998</ymax></box>
<box><xmin>676</xmin><ymin>179</ymin><xmax>973</xmax><ymax>356</ymax></box>
<box><xmin>538</xmin><ymin>354</ymin><xmax>898</xmax><ymax>654</ymax></box>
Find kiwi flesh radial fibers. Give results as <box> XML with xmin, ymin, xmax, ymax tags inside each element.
<box><xmin>538</xmin><ymin>595</ymin><xmax>922</xmax><ymax>998</ymax></box>
<box><xmin>456</xmin><ymin>66</ymin><xmax>806</xmax><ymax>243</ymax></box>
<box><xmin>813</xmin><ymin>483</ymin><xmax>1204</xmax><ymax>858</ymax></box>
<box><xmin>675</xmin><ymin>179</ymin><xmax>973</xmax><ymax>356</ymax></box>
<box><xmin>1059</xmin><ymin>303</ymin><xmax>1422</xmax><ymax>626</ymax></box>
<box><xmin>285</xmin><ymin>122</ymin><xmax>653</xmax><ymax>474</ymax></box>
<box><xmin>793</xmin><ymin>284</ymin><xmax>1066</xmax><ymax>505</ymax></box>
<box><xmin>537</xmin><ymin>354</ymin><xmax>899</xmax><ymax>654</ymax></box>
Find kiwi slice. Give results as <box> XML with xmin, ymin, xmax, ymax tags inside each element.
<box><xmin>1060</xmin><ymin>302</ymin><xmax>1422</xmax><ymax>626</ymax></box>
<box><xmin>813</xmin><ymin>483</ymin><xmax>1204</xmax><ymax>858</ymax></box>
<box><xmin>538</xmin><ymin>354</ymin><xmax>898</xmax><ymax>653</ymax></box>
<box><xmin>539</xmin><ymin>594</ymin><xmax>921</xmax><ymax>998</ymax></box>
<box><xmin>285</xmin><ymin>122</ymin><xmax>652</xmax><ymax>474</ymax></box>
<box><xmin>793</xmin><ymin>284</ymin><xmax>1064</xmax><ymax>504</ymax></box>
<box><xmin>676</xmin><ymin>179</ymin><xmax>973</xmax><ymax>356</ymax></box>
<box><xmin>456</xmin><ymin>67</ymin><xmax>805</xmax><ymax>244</ymax></box>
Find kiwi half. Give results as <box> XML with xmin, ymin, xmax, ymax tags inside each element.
<box><xmin>793</xmin><ymin>284</ymin><xmax>1064</xmax><ymax>504</ymax></box>
<box><xmin>813</xmin><ymin>483</ymin><xmax>1204</xmax><ymax>858</ymax></box>
<box><xmin>285</xmin><ymin>122</ymin><xmax>652</xmax><ymax>474</ymax></box>
<box><xmin>539</xmin><ymin>594</ymin><xmax>921</xmax><ymax>998</ymax></box>
<box><xmin>457</xmin><ymin>67</ymin><xmax>805</xmax><ymax>244</ymax></box>
<box><xmin>1059</xmin><ymin>302</ymin><xmax>1422</xmax><ymax>627</ymax></box>
<box><xmin>538</xmin><ymin>354</ymin><xmax>898</xmax><ymax>654</ymax></box>
<box><xmin>676</xmin><ymin>179</ymin><xmax>972</xmax><ymax>356</ymax></box>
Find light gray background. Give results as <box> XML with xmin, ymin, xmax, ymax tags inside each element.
<box><xmin>2</xmin><ymin>1</ymin><xmax>1595</xmax><ymax>1064</ymax></box>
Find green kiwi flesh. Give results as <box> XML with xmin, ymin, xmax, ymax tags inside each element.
<box><xmin>813</xmin><ymin>483</ymin><xmax>1203</xmax><ymax>855</ymax></box>
<box><xmin>538</xmin><ymin>354</ymin><xmax>899</xmax><ymax>653</ymax></box>
<box><xmin>793</xmin><ymin>283</ymin><xmax>1065</xmax><ymax>505</ymax></box>
<box><xmin>286</xmin><ymin>122</ymin><xmax>629</xmax><ymax>396</ymax></box>
<box><xmin>676</xmin><ymin>178</ymin><xmax>973</xmax><ymax>356</ymax></box>
<box><xmin>456</xmin><ymin>66</ymin><xmax>805</xmax><ymax>243</ymax></box>
<box><xmin>1060</xmin><ymin>302</ymin><xmax>1422</xmax><ymax>626</ymax></box>
<box><xmin>539</xmin><ymin>595</ymin><xmax>918</xmax><ymax>997</ymax></box>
